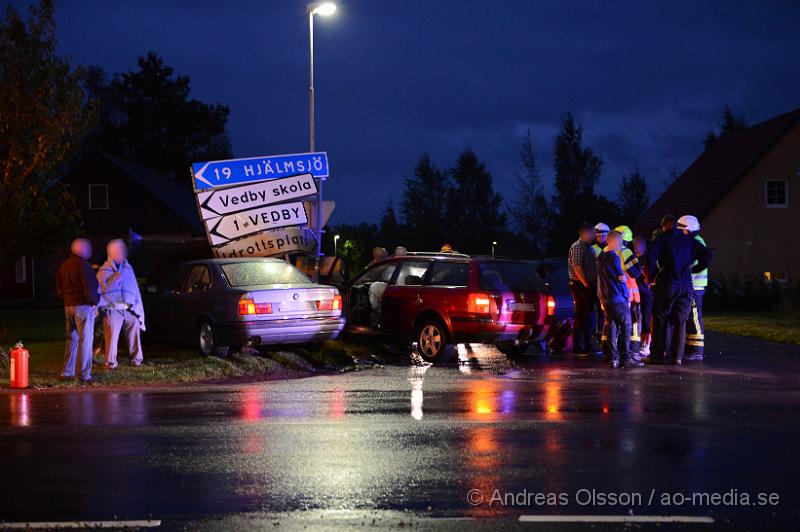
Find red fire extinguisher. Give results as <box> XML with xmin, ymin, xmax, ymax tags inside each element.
<box><xmin>10</xmin><ymin>342</ymin><xmax>29</xmax><ymax>389</ymax></box>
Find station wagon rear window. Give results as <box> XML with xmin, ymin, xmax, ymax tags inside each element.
<box><xmin>479</xmin><ymin>261</ymin><xmax>546</xmax><ymax>293</ymax></box>
<box><xmin>221</xmin><ymin>262</ymin><xmax>311</xmax><ymax>287</ymax></box>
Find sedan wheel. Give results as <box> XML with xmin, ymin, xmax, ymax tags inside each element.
<box><xmin>198</xmin><ymin>321</ymin><xmax>215</xmax><ymax>356</ymax></box>
<box><xmin>416</xmin><ymin>320</ymin><xmax>449</xmax><ymax>363</ymax></box>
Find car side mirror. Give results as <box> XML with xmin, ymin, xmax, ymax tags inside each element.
<box><xmin>404</xmin><ymin>275</ymin><xmax>422</xmax><ymax>286</ymax></box>
<box><xmin>146</xmin><ymin>284</ymin><xmax>157</xmax><ymax>294</ymax></box>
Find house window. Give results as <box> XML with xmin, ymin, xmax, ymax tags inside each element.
<box><xmin>764</xmin><ymin>271</ymin><xmax>788</xmax><ymax>284</ymax></box>
<box><xmin>88</xmin><ymin>184</ymin><xmax>109</xmax><ymax>210</ymax></box>
<box><xmin>15</xmin><ymin>257</ymin><xmax>27</xmax><ymax>284</ymax></box>
<box><xmin>765</xmin><ymin>180</ymin><xmax>788</xmax><ymax>208</ymax></box>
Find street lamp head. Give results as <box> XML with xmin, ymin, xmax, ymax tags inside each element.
<box><xmin>309</xmin><ymin>2</ymin><xmax>336</xmax><ymax>16</ymax></box>
<box><xmin>334</xmin><ymin>234</ymin><xmax>340</xmax><ymax>241</ymax></box>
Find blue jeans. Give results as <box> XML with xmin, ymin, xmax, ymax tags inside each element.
<box><xmin>603</xmin><ymin>301</ymin><xmax>631</xmax><ymax>363</ymax></box>
<box><xmin>63</xmin><ymin>305</ymin><xmax>95</xmax><ymax>380</ymax></box>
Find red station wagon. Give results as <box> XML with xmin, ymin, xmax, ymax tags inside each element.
<box><xmin>344</xmin><ymin>253</ymin><xmax>555</xmax><ymax>362</ymax></box>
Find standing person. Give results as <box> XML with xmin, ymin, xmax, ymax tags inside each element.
<box><xmin>568</xmin><ymin>223</ymin><xmax>598</xmax><ymax>354</ymax></box>
<box><xmin>56</xmin><ymin>238</ymin><xmax>99</xmax><ymax>382</ymax></box>
<box><xmin>97</xmin><ymin>239</ymin><xmax>145</xmax><ymax>369</ymax></box>
<box><xmin>633</xmin><ymin>235</ymin><xmax>654</xmax><ymax>357</ymax></box>
<box><xmin>614</xmin><ymin>225</ymin><xmax>642</xmax><ymax>351</ymax></box>
<box><xmin>646</xmin><ymin>215</ymin><xmax>712</xmax><ymax>365</ymax></box>
<box><xmin>597</xmin><ymin>231</ymin><xmax>643</xmax><ymax>368</ymax></box>
<box><xmin>369</xmin><ymin>247</ymin><xmax>388</xmax><ymax>266</ymax></box>
<box><xmin>592</xmin><ymin>223</ymin><xmax>610</xmax><ymax>257</ymax></box>
<box><xmin>678</xmin><ymin>215</ymin><xmax>708</xmax><ymax>361</ymax></box>
<box><xmin>592</xmin><ymin>223</ymin><xmax>610</xmax><ymax>341</ymax></box>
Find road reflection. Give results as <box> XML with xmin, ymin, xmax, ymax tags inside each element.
<box><xmin>408</xmin><ymin>364</ymin><xmax>431</xmax><ymax>420</ymax></box>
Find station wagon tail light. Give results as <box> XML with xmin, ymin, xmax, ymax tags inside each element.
<box><xmin>239</xmin><ymin>298</ymin><xmax>272</xmax><ymax>315</ymax></box>
<box><xmin>547</xmin><ymin>295</ymin><xmax>556</xmax><ymax>317</ymax></box>
<box><xmin>316</xmin><ymin>294</ymin><xmax>342</xmax><ymax>311</ymax></box>
<box><xmin>468</xmin><ymin>293</ymin><xmax>493</xmax><ymax>315</ymax></box>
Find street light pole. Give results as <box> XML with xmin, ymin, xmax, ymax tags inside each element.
<box><xmin>307</xmin><ymin>2</ymin><xmax>335</xmax><ymax>279</ymax></box>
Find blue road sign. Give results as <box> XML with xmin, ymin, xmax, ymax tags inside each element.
<box><xmin>192</xmin><ymin>152</ymin><xmax>329</xmax><ymax>190</ymax></box>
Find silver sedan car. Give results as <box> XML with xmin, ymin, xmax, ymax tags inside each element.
<box><xmin>146</xmin><ymin>258</ymin><xmax>345</xmax><ymax>356</ymax></box>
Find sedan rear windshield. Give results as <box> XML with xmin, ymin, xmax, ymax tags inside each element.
<box><xmin>479</xmin><ymin>261</ymin><xmax>546</xmax><ymax>293</ymax></box>
<box><xmin>221</xmin><ymin>262</ymin><xmax>311</xmax><ymax>287</ymax></box>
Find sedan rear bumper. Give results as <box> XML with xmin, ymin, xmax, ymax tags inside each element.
<box><xmin>217</xmin><ymin>317</ymin><xmax>346</xmax><ymax>346</ymax></box>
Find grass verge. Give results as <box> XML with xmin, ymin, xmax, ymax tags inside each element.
<box><xmin>704</xmin><ymin>311</ymin><xmax>800</xmax><ymax>345</ymax></box>
<box><xmin>1</xmin><ymin>306</ymin><xmax>378</xmax><ymax>389</ymax></box>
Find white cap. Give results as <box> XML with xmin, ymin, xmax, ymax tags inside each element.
<box><xmin>677</xmin><ymin>215</ymin><xmax>700</xmax><ymax>232</ymax></box>
<box><xmin>594</xmin><ymin>222</ymin><xmax>610</xmax><ymax>234</ymax></box>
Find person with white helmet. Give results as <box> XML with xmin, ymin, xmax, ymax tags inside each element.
<box><xmin>645</xmin><ymin>214</ymin><xmax>712</xmax><ymax>365</ymax></box>
<box><xmin>592</xmin><ymin>223</ymin><xmax>610</xmax><ymax>257</ymax></box>
<box><xmin>678</xmin><ymin>215</ymin><xmax>708</xmax><ymax>361</ymax></box>
<box><xmin>592</xmin><ymin>223</ymin><xmax>611</xmax><ymax>345</ymax></box>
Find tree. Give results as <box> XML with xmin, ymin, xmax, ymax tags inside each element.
<box><xmin>549</xmin><ymin>112</ymin><xmax>604</xmax><ymax>253</ymax></box>
<box><xmin>399</xmin><ymin>154</ymin><xmax>451</xmax><ymax>250</ymax></box>
<box><xmin>0</xmin><ymin>0</ymin><xmax>90</xmax><ymax>281</ymax></box>
<box><xmin>508</xmin><ymin>129</ymin><xmax>550</xmax><ymax>256</ymax></box>
<box><xmin>617</xmin><ymin>169</ymin><xmax>650</xmax><ymax>222</ymax></box>
<box><xmin>376</xmin><ymin>197</ymin><xmax>400</xmax><ymax>248</ymax></box>
<box><xmin>446</xmin><ymin>148</ymin><xmax>506</xmax><ymax>254</ymax></box>
<box><xmin>93</xmin><ymin>52</ymin><xmax>232</xmax><ymax>186</ymax></box>
<box><xmin>330</xmin><ymin>222</ymin><xmax>378</xmax><ymax>279</ymax></box>
<box><xmin>704</xmin><ymin>105</ymin><xmax>748</xmax><ymax>149</ymax></box>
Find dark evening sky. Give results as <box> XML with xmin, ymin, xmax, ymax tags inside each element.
<box><xmin>14</xmin><ymin>0</ymin><xmax>800</xmax><ymax>224</ymax></box>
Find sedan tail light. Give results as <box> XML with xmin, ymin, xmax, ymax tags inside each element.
<box><xmin>239</xmin><ymin>298</ymin><xmax>272</xmax><ymax>315</ymax></box>
<box><xmin>546</xmin><ymin>295</ymin><xmax>556</xmax><ymax>317</ymax></box>
<box><xmin>316</xmin><ymin>294</ymin><xmax>342</xmax><ymax>311</ymax></box>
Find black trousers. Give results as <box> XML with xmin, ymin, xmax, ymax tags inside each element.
<box><xmin>652</xmin><ymin>284</ymin><xmax>693</xmax><ymax>362</ymax></box>
<box><xmin>570</xmin><ymin>281</ymin><xmax>596</xmax><ymax>353</ymax></box>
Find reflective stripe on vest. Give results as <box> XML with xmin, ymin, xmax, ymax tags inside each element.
<box><xmin>692</xmin><ymin>235</ymin><xmax>709</xmax><ymax>289</ymax></box>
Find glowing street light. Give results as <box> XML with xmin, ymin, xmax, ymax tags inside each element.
<box><xmin>311</xmin><ymin>2</ymin><xmax>337</xmax><ymax>16</ymax></box>
<box><xmin>307</xmin><ymin>2</ymin><xmax>337</xmax><ymax>279</ymax></box>
<box><xmin>334</xmin><ymin>234</ymin><xmax>340</xmax><ymax>255</ymax></box>
<box><xmin>491</xmin><ymin>241</ymin><xmax>498</xmax><ymax>258</ymax></box>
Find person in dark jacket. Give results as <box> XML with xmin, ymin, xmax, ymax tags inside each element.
<box><xmin>56</xmin><ymin>238</ymin><xmax>100</xmax><ymax>382</ymax></box>
<box><xmin>645</xmin><ymin>215</ymin><xmax>713</xmax><ymax>365</ymax></box>
<box><xmin>597</xmin><ymin>231</ymin><xmax>643</xmax><ymax>369</ymax></box>
<box><xmin>632</xmin><ymin>235</ymin><xmax>654</xmax><ymax>357</ymax></box>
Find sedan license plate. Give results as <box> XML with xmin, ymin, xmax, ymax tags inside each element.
<box><xmin>508</xmin><ymin>302</ymin><xmax>534</xmax><ymax>312</ymax></box>
<box><xmin>279</xmin><ymin>301</ymin><xmax>310</xmax><ymax>312</ymax></box>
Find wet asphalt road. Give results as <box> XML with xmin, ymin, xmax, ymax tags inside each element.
<box><xmin>1</xmin><ymin>332</ymin><xmax>799</xmax><ymax>531</ymax></box>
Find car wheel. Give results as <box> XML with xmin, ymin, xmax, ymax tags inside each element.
<box><xmin>416</xmin><ymin>319</ymin><xmax>450</xmax><ymax>363</ymax></box>
<box><xmin>198</xmin><ymin>320</ymin><xmax>229</xmax><ymax>357</ymax></box>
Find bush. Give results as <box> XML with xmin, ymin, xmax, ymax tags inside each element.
<box><xmin>705</xmin><ymin>274</ymin><xmax>798</xmax><ymax>312</ymax></box>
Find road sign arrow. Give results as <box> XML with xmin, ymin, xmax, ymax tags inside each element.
<box><xmin>207</xmin><ymin>201</ymin><xmax>308</xmax><ymax>246</ymax></box>
<box><xmin>192</xmin><ymin>152</ymin><xmax>329</xmax><ymax>190</ymax></box>
<box><xmin>196</xmin><ymin>173</ymin><xmax>317</xmax><ymax>220</ymax></box>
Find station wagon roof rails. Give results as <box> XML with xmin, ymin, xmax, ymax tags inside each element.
<box><xmin>404</xmin><ymin>252</ymin><xmax>472</xmax><ymax>259</ymax></box>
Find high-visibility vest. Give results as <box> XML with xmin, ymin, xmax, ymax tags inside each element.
<box><xmin>615</xmin><ymin>247</ymin><xmax>640</xmax><ymax>303</ymax></box>
<box><xmin>591</xmin><ymin>243</ymin><xmax>602</xmax><ymax>257</ymax></box>
<box><xmin>692</xmin><ymin>235</ymin><xmax>709</xmax><ymax>290</ymax></box>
